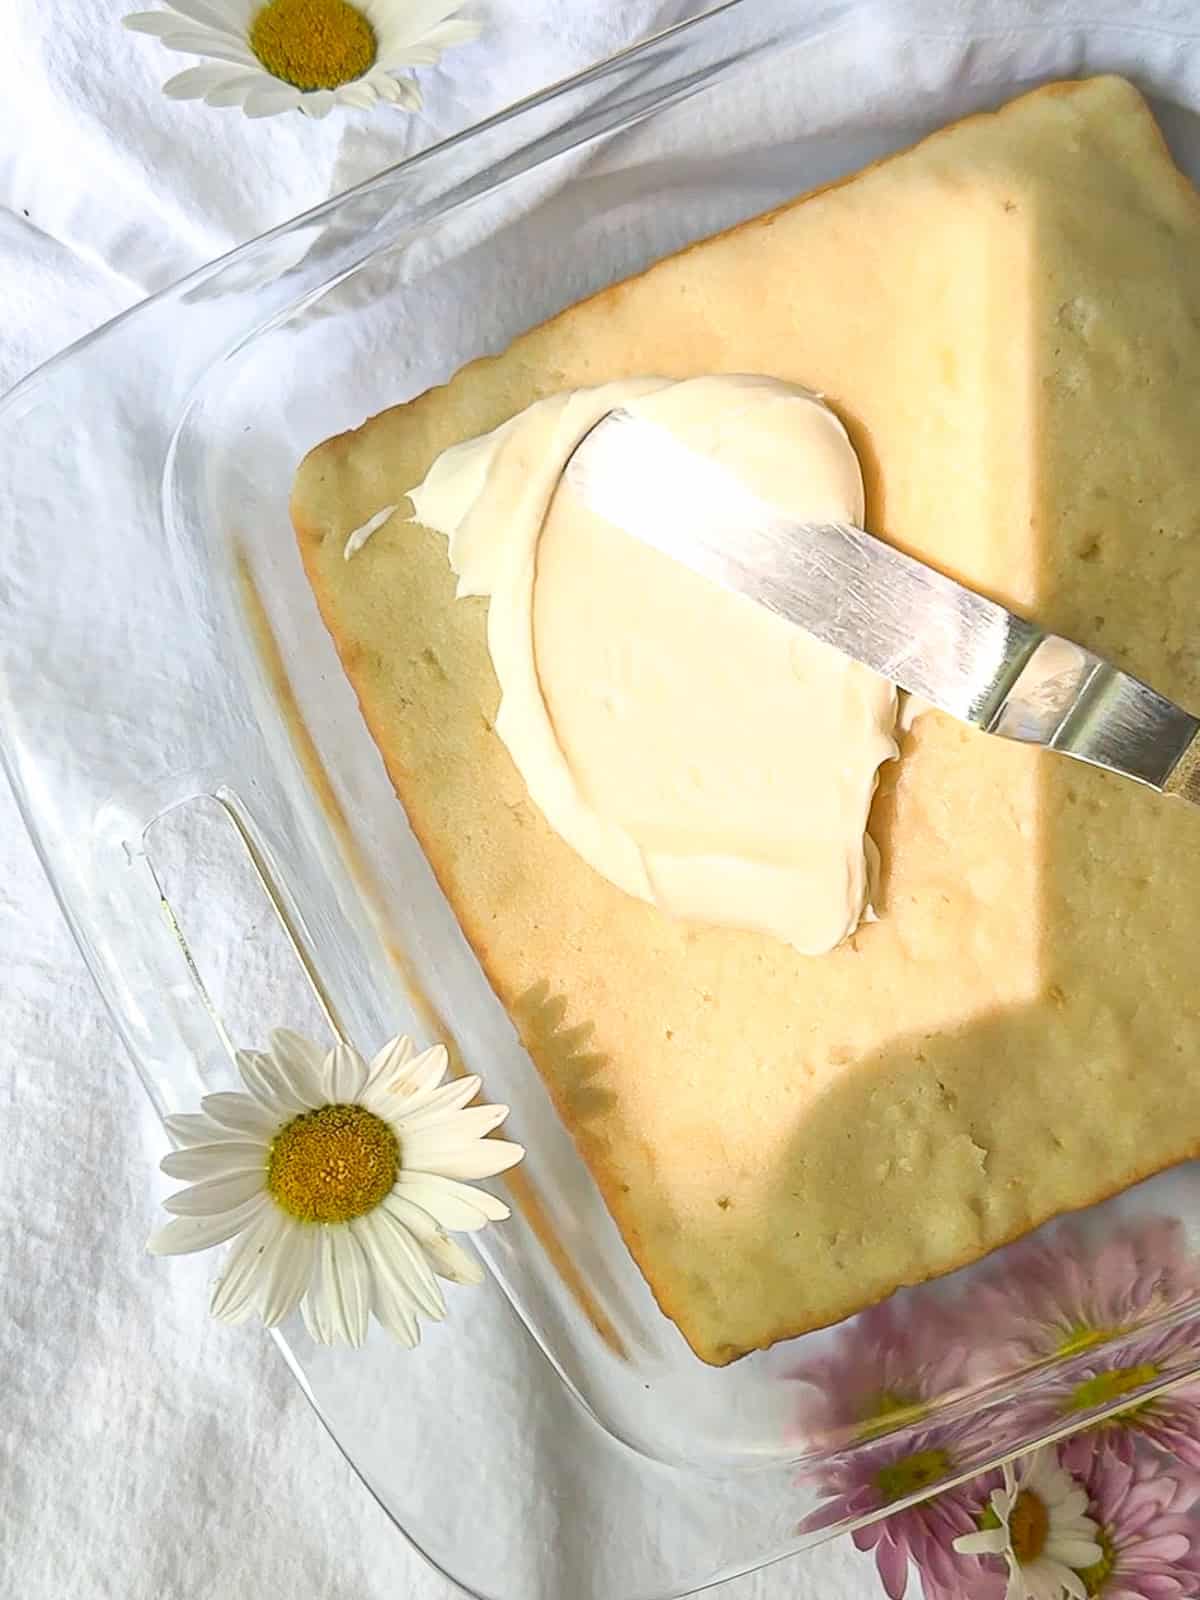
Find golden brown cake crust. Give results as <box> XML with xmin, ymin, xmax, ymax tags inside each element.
<box><xmin>292</xmin><ymin>77</ymin><xmax>1200</xmax><ymax>1364</ymax></box>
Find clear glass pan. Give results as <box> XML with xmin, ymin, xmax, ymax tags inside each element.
<box><xmin>4</xmin><ymin>1</ymin><xmax>1200</xmax><ymax>1594</ymax></box>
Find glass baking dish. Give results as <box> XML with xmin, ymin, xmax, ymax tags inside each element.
<box><xmin>5</xmin><ymin>0</ymin><xmax>1200</xmax><ymax>1593</ymax></box>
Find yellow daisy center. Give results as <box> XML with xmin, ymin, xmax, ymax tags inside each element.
<box><xmin>249</xmin><ymin>0</ymin><xmax>377</xmax><ymax>92</ymax></box>
<box><xmin>876</xmin><ymin>1447</ymin><xmax>951</xmax><ymax>1505</ymax></box>
<box><xmin>267</xmin><ymin>1102</ymin><xmax>397</xmax><ymax>1222</ymax></box>
<box><xmin>1078</xmin><ymin>1528</ymin><xmax>1116</xmax><ymax>1596</ymax></box>
<box><xmin>1009</xmin><ymin>1489</ymin><xmax>1049</xmax><ymax>1565</ymax></box>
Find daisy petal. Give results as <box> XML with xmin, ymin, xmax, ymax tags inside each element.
<box><xmin>375</xmin><ymin>0</ymin><xmax>476</xmax><ymax>47</ymax></box>
<box><xmin>401</xmin><ymin>18</ymin><xmax>481</xmax><ymax>61</ymax></box>
<box><xmin>372</xmin><ymin>1201</ymin><xmax>447</xmax><ymax>1318</ymax></box>
<box><xmin>326</xmin><ymin>1041</ymin><xmax>367</xmax><ymax>1103</ymax></box>
<box><xmin>163</xmin><ymin>1110</ymin><xmax>229</xmax><ymax>1146</ymax></box>
<box><xmin>380</xmin><ymin>16</ymin><xmax>478</xmax><ymax>68</ymax></box>
<box><xmin>369</xmin><ymin>71</ymin><xmax>421</xmax><ymax>108</ymax></box>
<box><xmin>271</xmin><ymin>1028</ymin><xmax>328</xmax><ymax>1083</ymax></box>
<box><xmin>321</xmin><ymin>1226</ymin><xmax>371</xmax><ymax>1346</ymax></box>
<box><xmin>123</xmin><ymin>12</ymin><xmax>191</xmax><ymax>35</ymax></box>
<box><xmin>386</xmin><ymin>1040</ymin><xmax>448</xmax><ymax>1099</ymax></box>
<box><xmin>424</xmin><ymin>17</ymin><xmax>483</xmax><ymax>47</ymax></box>
<box><xmin>358</xmin><ymin>1227</ymin><xmax>441</xmax><ymax>1339</ymax></box>
<box><xmin>211</xmin><ymin>1206</ymin><xmax>290</xmax><ymax>1322</ymax></box>
<box><xmin>360</xmin><ymin>1219</ymin><xmax>425</xmax><ymax>1346</ymax></box>
<box><xmin>364</xmin><ymin>1033</ymin><xmax>415</xmax><ymax>1093</ymax></box>
<box><xmin>200</xmin><ymin>1091</ymin><xmax>279</xmax><ymax>1139</ymax></box>
<box><xmin>1055</xmin><ymin>1488</ymin><xmax>1090</xmax><ymax>1520</ymax></box>
<box><xmin>161</xmin><ymin>1141</ymin><xmax>266</xmax><ymax>1182</ymax></box>
<box><xmin>392</xmin><ymin>77</ymin><xmax>422</xmax><ymax>111</ymax></box>
<box><xmin>162</xmin><ymin>1167</ymin><xmax>267</xmax><ymax>1216</ymax></box>
<box><xmin>394</xmin><ymin>1170</ymin><xmax>510</xmax><ymax>1230</ymax></box>
<box><xmin>162</xmin><ymin>62</ymin><xmax>242</xmax><ymax>98</ymax></box>
<box><xmin>953</xmin><ymin>1529</ymin><xmax>1008</xmax><ymax>1557</ymax></box>
<box><xmin>332</xmin><ymin>81</ymin><xmax>380</xmax><ymax>111</ymax></box>
<box><xmin>371</xmin><ymin>1274</ymin><xmax>421</xmax><ymax>1348</ymax></box>
<box><xmin>259</xmin><ymin>1225</ymin><xmax>317</xmax><ymax>1327</ymax></box>
<box><xmin>203</xmin><ymin>72</ymin><xmax>261</xmax><ymax>107</ymax></box>
<box><xmin>400</xmin><ymin>1102</ymin><xmax>510</xmax><ymax>1148</ymax></box>
<box><xmin>388</xmin><ymin>1074</ymin><xmax>482</xmax><ymax>1131</ymax></box>
<box><xmin>160</xmin><ymin>0</ymin><xmax>246</xmax><ymax>29</ymax></box>
<box><xmin>156</xmin><ymin>31</ymin><xmax>258</xmax><ymax>66</ymax></box>
<box><xmin>236</xmin><ymin>1048</ymin><xmax>305</xmax><ymax>1116</ymax></box>
<box><xmin>385</xmin><ymin>1194</ymin><xmax>483</xmax><ymax>1284</ymax></box>
<box><xmin>264</xmin><ymin>1036</ymin><xmax>327</xmax><ymax>1109</ymax></box>
<box><xmin>427</xmin><ymin>1235</ymin><xmax>484</xmax><ymax>1285</ymax></box>
<box><xmin>147</xmin><ymin>1192</ymin><xmax>268</xmax><ymax>1255</ymax></box>
<box><xmin>408</xmin><ymin>1138</ymin><xmax>526</xmax><ymax>1182</ymax></box>
<box><xmin>300</xmin><ymin>1244</ymin><xmax>331</xmax><ymax>1343</ymax></box>
<box><xmin>299</xmin><ymin>90</ymin><xmax>336</xmax><ymax>119</ymax></box>
<box><xmin>1053</xmin><ymin>1538</ymin><xmax>1103</xmax><ymax>1567</ymax></box>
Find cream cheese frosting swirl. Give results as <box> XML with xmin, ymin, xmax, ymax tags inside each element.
<box><xmin>410</xmin><ymin>374</ymin><xmax>898</xmax><ymax>955</ymax></box>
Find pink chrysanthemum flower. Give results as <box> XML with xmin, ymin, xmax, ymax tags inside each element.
<box><xmin>789</xmin><ymin>1293</ymin><xmax>972</xmax><ymax>1442</ymax></box>
<box><xmin>801</xmin><ymin>1412</ymin><xmax>1002</xmax><ymax>1600</ymax></box>
<box><xmin>1071</xmin><ymin>1447</ymin><xmax>1200</xmax><ymax>1598</ymax></box>
<box><xmin>962</xmin><ymin>1217</ymin><xmax>1200</xmax><ymax>1378</ymax></box>
<box><xmin>1027</xmin><ymin>1321</ymin><xmax>1200</xmax><ymax>1476</ymax></box>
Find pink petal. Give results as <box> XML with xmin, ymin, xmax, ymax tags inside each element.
<box><xmin>875</xmin><ymin>1536</ymin><xmax>910</xmax><ymax>1600</ymax></box>
<box><xmin>1133</xmin><ymin>1532</ymin><xmax>1191</xmax><ymax>1562</ymax></box>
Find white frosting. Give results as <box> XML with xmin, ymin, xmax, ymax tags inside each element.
<box><xmin>410</xmin><ymin>375</ymin><xmax>898</xmax><ymax>955</ymax></box>
<box><xmin>343</xmin><ymin>503</ymin><xmax>397</xmax><ymax>561</ymax></box>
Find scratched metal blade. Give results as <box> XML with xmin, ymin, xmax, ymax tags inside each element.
<box><xmin>565</xmin><ymin>407</ymin><xmax>1040</xmax><ymax>724</ymax></box>
<box><xmin>564</xmin><ymin>408</ymin><xmax>1200</xmax><ymax>797</ymax></box>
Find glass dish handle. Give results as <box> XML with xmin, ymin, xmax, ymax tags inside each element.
<box><xmin>0</xmin><ymin>0</ymin><xmax>804</xmax><ymax>1119</ymax></box>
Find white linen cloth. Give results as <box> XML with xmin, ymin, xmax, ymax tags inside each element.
<box><xmin>2</xmin><ymin>3</ymin><xmax>1199</xmax><ymax>1597</ymax></box>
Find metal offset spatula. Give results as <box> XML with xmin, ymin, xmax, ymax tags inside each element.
<box><xmin>565</xmin><ymin>408</ymin><xmax>1200</xmax><ymax>806</ymax></box>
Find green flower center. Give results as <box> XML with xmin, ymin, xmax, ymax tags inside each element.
<box><xmin>1057</xmin><ymin>1323</ymin><xmax>1118</xmax><ymax>1359</ymax></box>
<box><xmin>267</xmin><ymin>1102</ymin><xmax>397</xmax><ymax>1222</ymax></box>
<box><xmin>249</xmin><ymin>0</ymin><xmax>377</xmax><ymax>92</ymax></box>
<box><xmin>856</xmin><ymin>1390</ymin><xmax>930</xmax><ymax>1441</ymax></box>
<box><xmin>1077</xmin><ymin>1528</ymin><xmax>1116</xmax><ymax>1596</ymax></box>
<box><xmin>1009</xmin><ymin>1490</ymin><xmax>1050</xmax><ymax>1565</ymax></box>
<box><xmin>1066</xmin><ymin>1362</ymin><xmax>1160</xmax><ymax>1414</ymax></box>
<box><xmin>876</xmin><ymin>1448</ymin><xmax>951</xmax><ymax>1505</ymax></box>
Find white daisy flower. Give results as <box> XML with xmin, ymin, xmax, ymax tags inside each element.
<box><xmin>123</xmin><ymin>0</ymin><xmax>481</xmax><ymax>120</ymax></box>
<box><xmin>953</xmin><ymin>1447</ymin><xmax>1103</xmax><ymax>1600</ymax></box>
<box><xmin>148</xmin><ymin>1029</ymin><xmax>523</xmax><ymax>1347</ymax></box>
